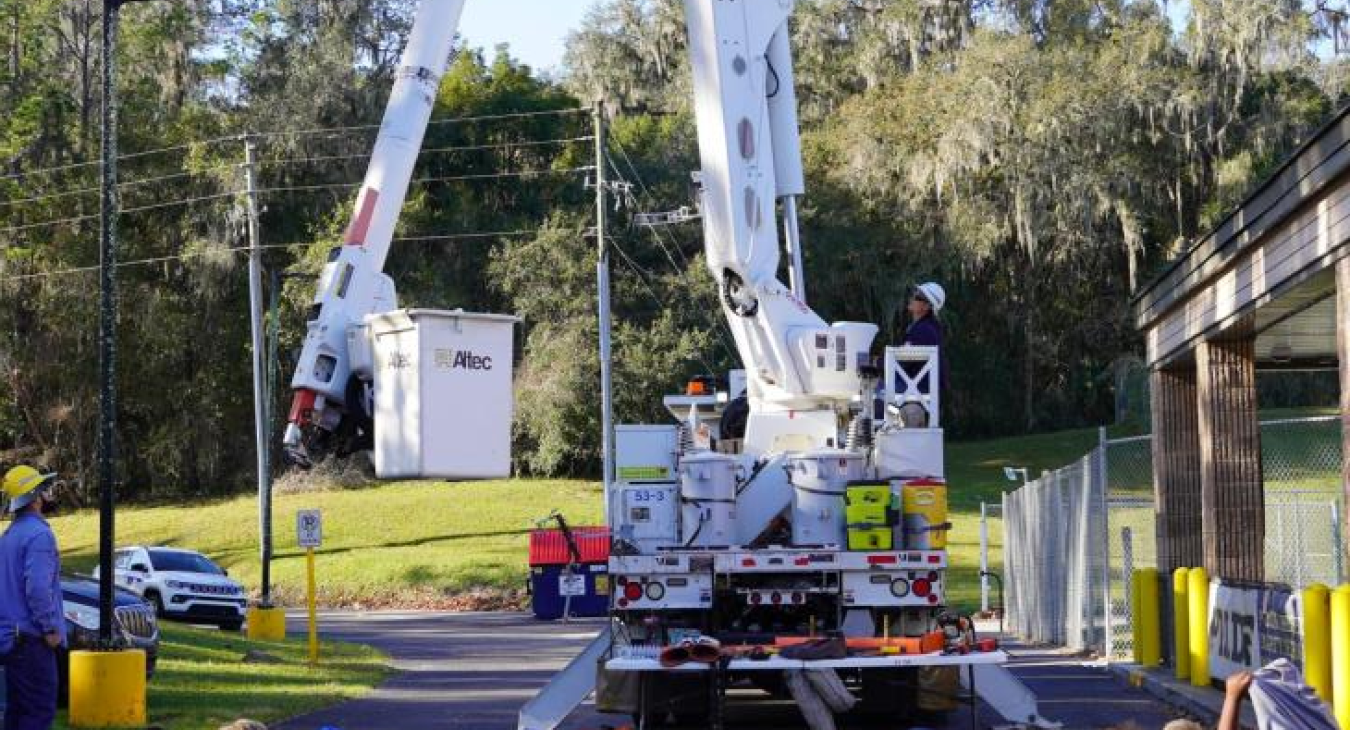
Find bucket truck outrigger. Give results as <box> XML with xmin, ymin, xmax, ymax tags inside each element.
<box><xmin>279</xmin><ymin>0</ymin><xmax>1056</xmax><ymax>727</ymax></box>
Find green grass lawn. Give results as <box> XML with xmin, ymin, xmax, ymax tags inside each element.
<box><xmin>54</xmin><ymin>623</ymin><xmax>390</xmax><ymax>730</ymax></box>
<box><xmin>52</xmin><ymin>480</ymin><xmax>603</xmax><ymax>608</ymax></box>
<box><xmin>47</xmin><ymin>412</ymin><xmax>1335</xmax><ymax>615</ymax></box>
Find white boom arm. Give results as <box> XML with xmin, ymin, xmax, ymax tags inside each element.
<box><xmin>683</xmin><ymin>0</ymin><xmax>876</xmax><ymax>441</ymax></box>
<box><xmin>284</xmin><ymin>0</ymin><xmax>873</xmax><ymax>458</ymax></box>
<box><xmin>283</xmin><ymin>0</ymin><xmax>467</xmax><ymax>454</ymax></box>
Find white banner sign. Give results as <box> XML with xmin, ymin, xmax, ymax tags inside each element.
<box><xmin>1208</xmin><ymin>582</ymin><xmax>1260</xmax><ymax>677</ymax></box>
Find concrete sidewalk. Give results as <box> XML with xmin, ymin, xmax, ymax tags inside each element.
<box><xmin>1109</xmin><ymin>663</ymin><xmax>1259</xmax><ymax>729</ymax></box>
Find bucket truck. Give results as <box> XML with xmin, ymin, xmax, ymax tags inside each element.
<box><xmin>278</xmin><ymin>0</ymin><xmax>1055</xmax><ymax>727</ymax></box>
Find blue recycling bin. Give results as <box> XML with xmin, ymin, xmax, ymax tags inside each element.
<box><xmin>529</xmin><ymin>564</ymin><xmax>611</xmax><ymax>620</ymax></box>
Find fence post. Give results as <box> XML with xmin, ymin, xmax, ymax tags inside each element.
<box><xmin>980</xmin><ymin>501</ymin><xmax>990</xmax><ymax>614</ymax></box>
<box><xmin>1121</xmin><ymin>526</ymin><xmax>1134</xmax><ymax>660</ymax></box>
<box><xmin>1334</xmin><ymin>501</ymin><xmax>1345</xmax><ymax>586</ymax></box>
<box><xmin>1099</xmin><ymin>428</ymin><xmax>1113</xmax><ymax>658</ymax></box>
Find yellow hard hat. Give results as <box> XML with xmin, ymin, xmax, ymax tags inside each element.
<box><xmin>3</xmin><ymin>465</ymin><xmax>56</xmax><ymax>513</ymax></box>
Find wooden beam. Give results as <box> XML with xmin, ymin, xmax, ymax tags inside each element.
<box><xmin>1196</xmin><ymin>338</ymin><xmax>1265</xmax><ymax>582</ymax></box>
<box><xmin>1151</xmin><ymin>366</ymin><xmax>1203</xmax><ymax>573</ymax></box>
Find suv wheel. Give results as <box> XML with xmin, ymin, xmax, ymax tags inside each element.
<box><xmin>146</xmin><ymin>591</ymin><xmax>166</xmax><ymax>618</ymax></box>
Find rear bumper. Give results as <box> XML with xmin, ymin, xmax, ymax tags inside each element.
<box><xmin>605</xmin><ymin>649</ymin><xmax>1008</xmax><ymax>672</ymax></box>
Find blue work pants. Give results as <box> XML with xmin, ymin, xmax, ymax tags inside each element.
<box><xmin>3</xmin><ymin>634</ymin><xmax>57</xmax><ymax>730</ymax></box>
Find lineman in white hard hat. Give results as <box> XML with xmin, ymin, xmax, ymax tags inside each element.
<box><xmin>903</xmin><ymin>281</ymin><xmax>948</xmax><ymax>394</ymax></box>
<box><xmin>1</xmin><ymin>465</ymin><xmax>66</xmax><ymax>730</ymax></box>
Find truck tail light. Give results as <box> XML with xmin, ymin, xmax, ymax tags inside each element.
<box><xmin>624</xmin><ymin>582</ymin><xmax>644</xmax><ymax>601</ymax></box>
<box><xmin>770</xmin><ymin>591</ymin><xmax>783</xmax><ymax>605</ymax></box>
<box><xmin>912</xmin><ymin>578</ymin><xmax>932</xmax><ymax>598</ymax></box>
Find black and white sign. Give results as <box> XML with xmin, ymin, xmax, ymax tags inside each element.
<box><xmin>297</xmin><ymin>509</ymin><xmax>323</xmax><ymax>548</ymax></box>
<box><xmin>558</xmin><ymin>572</ymin><xmax>585</xmax><ymax>597</ymax></box>
<box><xmin>1206</xmin><ymin>581</ymin><xmax>1304</xmax><ymax>680</ymax></box>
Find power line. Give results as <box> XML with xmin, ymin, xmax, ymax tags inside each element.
<box><xmin>0</xmin><ymin>163</ymin><xmax>244</xmax><ymax>209</ymax></box>
<box><xmin>606</xmin><ymin>135</ymin><xmax>738</xmax><ymax>364</ymax></box>
<box><xmin>0</xmin><ymin>107</ymin><xmax>587</xmax><ymax>184</ymax></box>
<box><xmin>260</xmin><ymin>136</ymin><xmax>596</xmax><ymax>168</ymax></box>
<box><xmin>1</xmin><ymin>229</ymin><xmax>545</xmax><ymax>283</ymax></box>
<box><xmin>0</xmin><ymin>137</ymin><xmax>240</xmax><ymax>184</ymax></box>
<box><xmin>250</xmin><ymin>107</ymin><xmax>589</xmax><ymax>141</ymax></box>
<box><xmin>255</xmin><ymin>166</ymin><xmax>594</xmax><ymax>195</ymax></box>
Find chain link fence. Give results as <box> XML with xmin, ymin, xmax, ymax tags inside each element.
<box><xmin>1003</xmin><ymin>416</ymin><xmax>1345</xmax><ymax>659</ymax></box>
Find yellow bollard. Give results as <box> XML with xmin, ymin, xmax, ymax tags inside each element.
<box><xmin>1304</xmin><ymin>584</ymin><xmax>1332</xmax><ymax>704</ymax></box>
<box><xmin>1133</xmin><ymin>568</ymin><xmax>1161</xmax><ymax>667</ymax></box>
<box><xmin>1173</xmin><ymin>568</ymin><xmax>1190</xmax><ymax>680</ymax></box>
<box><xmin>1332</xmin><ymin>585</ymin><xmax>1350</xmax><ymax>730</ymax></box>
<box><xmin>68</xmin><ymin>649</ymin><xmax>146</xmax><ymax>728</ymax></box>
<box><xmin>1188</xmin><ymin>567</ymin><xmax>1209</xmax><ymax>687</ymax></box>
<box><xmin>246</xmin><ymin>605</ymin><xmax>287</xmax><ymax>641</ymax></box>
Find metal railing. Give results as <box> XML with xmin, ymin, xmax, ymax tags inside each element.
<box><xmin>1003</xmin><ymin>416</ymin><xmax>1345</xmax><ymax>658</ymax></box>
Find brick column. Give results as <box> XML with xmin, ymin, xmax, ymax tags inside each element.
<box><xmin>1151</xmin><ymin>366</ymin><xmax>1203</xmax><ymax>573</ymax></box>
<box><xmin>1196</xmin><ymin>338</ymin><xmax>1265</xmax><ymax>583</ymax></box>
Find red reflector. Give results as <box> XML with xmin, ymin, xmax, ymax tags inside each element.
<box><xmin>792</xmin><ymin>592</ymin><xmax>804</xmax><ymax>604</ymax></box>
<box><xmin>770</xmin><ymin>591</ymin><xmax>783</xmax><ymax>605</ymax></box>
<box><xmin>928</xmin><ymin>594</ymin><xmax>939</xmax><ymax>604</ymax></box>
<box><xmin>750</xmin><ymin>592</ymin><xmax>763</xmax><ymax>605</ymax></box>
<box><xmin>867</xmin><ymin>555</ymin><xmax>898</xmax><ymax>565</ymax></box>
<box><xmin>794</xmin><ymin>557</ymin><xmax>810</xmax><ymax>566</ymax></box>
<box><xmin>927</xmin><ymin>554</ymin><xmax>941</xmax><ymax>564</ymax></box>
<box><xmin>928</xmin><ymin>571</ymin><xmax>939</xmax><ymax>582</ymax></box>
<box><xmin>742</xmin><ymin>558</ymin><xmax>756</xmax><ymax>567</ymax></box>
<box><xmin>624</xmin><ymin>583</ymin><xmax>643</xmax><ymax>601</ymax></box>
<box><xmin>912</xmin><ymin>578</ymin><xmax>932</xmax><ymax>598</ymax></box>
<box><xmin>617</xmin><ymin>576</ymin><xmax>629</xmax><ymax>586</ymax></box>
<box><xmin>617</xmin><ymin>598</ymin><xmax>628</xmax><ymax>608</ymax></box>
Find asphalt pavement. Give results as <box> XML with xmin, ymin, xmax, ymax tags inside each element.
<box><xmin>271</xmin><ymin>611</ymin><xmax>1186</xmax><ymax>730</ymax></box>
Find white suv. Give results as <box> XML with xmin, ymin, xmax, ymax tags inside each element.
<box><xmin>97</xmin><ymin>546</ymin><xmax>248</xmax><ymax>631</ymax></box>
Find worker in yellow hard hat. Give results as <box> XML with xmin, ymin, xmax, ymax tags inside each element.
<box><xmin>1</xmin><ymin>465</ymin><xmax>65</xmax><ymax>730</ymax></box>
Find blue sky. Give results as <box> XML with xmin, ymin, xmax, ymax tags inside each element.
<box><xmin>459</xmin><ymin>1</ymin><xmax>602</xmax><ymax>74</ymax></box>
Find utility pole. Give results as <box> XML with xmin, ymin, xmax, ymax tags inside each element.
<box><xmin>96</xmin><ymin>0</ymin><xmax>123</xmax><ymax>647</ymax></box>
<box><xmin>243</xmin><ymin>136</ymin><xmax>274</xmax><ymax>605</ymax></box>
<box><xmin>594</xmin><ymin>101</ymin><xmax>615</xmax><ymax>521</ymax></box>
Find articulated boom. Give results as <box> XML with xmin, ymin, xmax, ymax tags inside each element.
<box><xmin>283</xmin><ymin>0</ymin><xmax>468</xmax><ymax>460</ymax></box>
<box><xmin>685</xmin><ymin>0</ymin><xmax>877</xmax><ymax>453</ymax></box>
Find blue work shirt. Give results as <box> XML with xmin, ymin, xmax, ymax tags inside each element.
<box><xmin>0</xmin><ymin>512</ymin><xmax>65</xmax><ymax>643</ymax></box>
<box><xmin>902</xmin><ymin>314</ymin><xmax>947</xmax><ymax>394</ymax></box>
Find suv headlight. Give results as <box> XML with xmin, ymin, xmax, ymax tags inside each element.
<box><xmin>63</xmin><ymin>602</ymin><xmax>101</xmax><ymax>630</ymax></box>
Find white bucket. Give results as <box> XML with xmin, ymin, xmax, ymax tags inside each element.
<box><xmin>788</xmin><ymin>450</ymin><xmax>866</xmax><ymax>547</ymax></box>
<box><xmin>678</xmin><ymin>451</ymin><xmax>740</xmax><ymax>547</ymax></box>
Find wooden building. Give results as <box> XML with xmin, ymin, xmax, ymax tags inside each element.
<box><xmin>1134</xmin><ymin>106</ymin><xmax>1350</xmax><ymax>583</ymax></box>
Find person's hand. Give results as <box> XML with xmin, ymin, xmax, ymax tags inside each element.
<box><xmin>43</xmin><ymin>632</ymin><xmax>61</xmax><ymax>649</ymax></box>
<box><xmin>1225</xmin><ymin>671</ymin><xmax>1253</xmax><ymax>700</ymax></box>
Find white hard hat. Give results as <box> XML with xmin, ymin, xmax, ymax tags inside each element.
<box><xmin>916</xmin><ymin>282</ymin><xmax>946</xmax><ymax>313</ymax></box>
